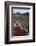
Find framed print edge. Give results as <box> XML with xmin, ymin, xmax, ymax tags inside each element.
<box><xmin>5</xmin><ymin>1</ymin><xmax>35</xmax><ymax>44</ymax></box>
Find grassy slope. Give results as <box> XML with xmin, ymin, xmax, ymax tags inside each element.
<box><xmin>12</xmin><ymin>15</ymin><xmax>29</xmax><ymax>31</ymax></box>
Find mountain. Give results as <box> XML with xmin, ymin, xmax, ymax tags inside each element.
<box><xmin>13</xmin><ymin>12</ymin><xmax>29</xmax><ymax>16</ymax></box>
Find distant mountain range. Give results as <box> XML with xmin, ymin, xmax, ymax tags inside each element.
<box><xmin>13</xmin><ymin>12</ymin><xmax>29</xmax><ymax>16</ymax></box>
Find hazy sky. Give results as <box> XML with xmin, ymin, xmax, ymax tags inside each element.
<box><xmin>13</xmin><ymin>9</ymin><xmax>30</xmax><ymax>14</ymax></box>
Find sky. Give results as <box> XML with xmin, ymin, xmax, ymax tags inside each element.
<box><xmin>13</xmin><ymin>8</ymin><xmax>30</xmax><ymax>14</ymax></box>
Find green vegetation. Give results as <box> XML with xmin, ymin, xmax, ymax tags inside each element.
<box><xmin>13</xmin><ymin>15</ymin><xmax>29</xmax><ymax>31</ymax></box>
<box><xmin>21</xmin><ymin>18</ymin><xmax>29</xmax><ymax>31</ymax></box>
<box><xmin>14</xmin><ymin>16</ymin><xmax>20</xmax><ymax>20</ymax></box>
